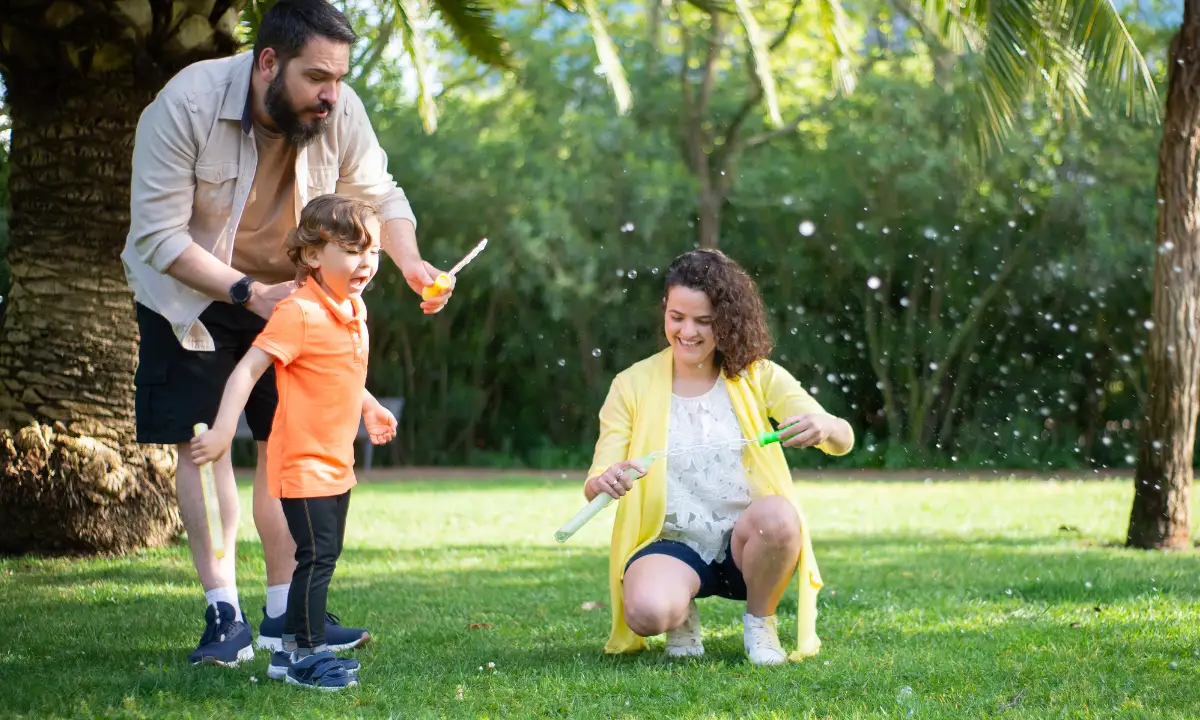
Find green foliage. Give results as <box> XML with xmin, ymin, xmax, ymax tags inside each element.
<box><xmin>352</xmin><ymin>20</ymin><xmax>1165</xmax><ymax>470</ymax></box>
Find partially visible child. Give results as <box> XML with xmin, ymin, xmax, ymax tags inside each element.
<box><xmin>192</xmin><ymin>194</ymin><xmax>397</xmax><ymax>690</ymax></box>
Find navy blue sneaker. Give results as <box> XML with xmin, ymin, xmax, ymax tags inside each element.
<box><xmin>256</xmin><ymin>607</ymin><xmax>371</xmax><ymax>652</ymax></box>
<box><xmin>187</xmin><ymin>602</ymin><xmax>254</xmax><ymax>667</ymax></box>
<box><xmin>268</xmin><ymin>650</ymin><xmax>360</xmax><ymax>681</ymax></box>
<box><xmin>285</xmin><ymin>649</ymin><xmax>357</xmax><ymax>690</ymax></box>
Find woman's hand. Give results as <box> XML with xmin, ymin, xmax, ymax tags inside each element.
<box><xmin>585</xmin><ymin>459</ymin><xmax>648</xmax><ymax>501</ymax></box>
<box><xmin>779</xmin><ymin>414</ymin><xmax>837</xmax><ymax>448</ymax></box>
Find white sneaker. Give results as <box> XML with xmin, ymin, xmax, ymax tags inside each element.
<box><xmin>743</xmin><ymin>613</ymin><xmax>788</xmax><ymax>666</ymax></box>
<box><xmin>665</xmin><ymin>600</ymin><xmax>704</xmax><ymax>657</ymax></box>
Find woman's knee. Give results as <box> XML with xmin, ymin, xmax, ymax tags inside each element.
<box><xmin>624</xmin><ymin>590</ymin><xmax>688</xmax><ymax>637</ymax></box>
<box><xmin>751</xmin><ymin>496</ymin><xmax>802</xmax><ymax>548</ymax></box>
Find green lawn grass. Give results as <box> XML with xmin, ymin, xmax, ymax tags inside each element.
<box><xmin>2</xmin><ymin>477</ymin><xmax>1198</xmax><ymax>719</ymax></box>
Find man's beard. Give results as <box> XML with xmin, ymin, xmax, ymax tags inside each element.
<box><xmin>264</xmin><ymin>70</ymin><xmax>333</xmax><ymax>148</ymax></box>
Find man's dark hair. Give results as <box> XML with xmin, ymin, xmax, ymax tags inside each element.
<box><xmin>253</xmin><ymin>0</ymin><xmax>358</xmax><ymax>65</ymax></box>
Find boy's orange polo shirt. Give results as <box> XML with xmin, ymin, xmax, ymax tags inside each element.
<box><xmin>253</xmin><ymin>282</ymin><xmax>368</xmax><ymax>499</ymax></box>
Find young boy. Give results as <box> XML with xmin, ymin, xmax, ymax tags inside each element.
<box><xmin>192</xmin><ymin>195</ymin><xmax>397</xmax><ymax>689</ymax></box>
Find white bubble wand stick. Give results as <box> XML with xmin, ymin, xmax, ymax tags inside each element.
<box><xmin>193</xmin><ymin>422</ymin><xmax>226</xmax><ymax>560</ymax></box>
<box><xmin>554</xmin><ymin>452</ymin><xmax>661</xmax><ymax>543</ymax></box>
<box><xmin>554</xmin><ymin>427</ymin><xmax>792</xmax><ymax>543</ymax></box>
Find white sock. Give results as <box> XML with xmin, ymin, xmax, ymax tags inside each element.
<box><xmin>204</xmin><ymin>587</ymin><xmax>242</xmax><ymax>622</ymax></box>
<box><xmin>266</xmin><ymin>584</ymin><xmax>290</xmax><ymax>619</ymax></box>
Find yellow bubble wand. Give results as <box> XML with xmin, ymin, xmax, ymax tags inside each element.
<box><xmin>422</xmin><ymin>238</ymin><xmax>489</xmax><ymax>300</ymax></box>
<box><xmin>193</xmin><ymin>423</ymin><xmax>225</xmax><ymax>560</ymax></box>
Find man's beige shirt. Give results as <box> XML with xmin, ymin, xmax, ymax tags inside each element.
<box><xmin>122</xmin><ymin>51</ymin><xmax>416</xmax><ymax>351</ymax></box>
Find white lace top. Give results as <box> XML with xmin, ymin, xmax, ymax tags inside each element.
<box><xmin>659</xmin><ymin>380</ymin><xmax>753</xmax><ymax>564</ymax></box>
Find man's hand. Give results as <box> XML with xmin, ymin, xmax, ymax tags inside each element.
<box><xmin>246</xmin><ymin>281</ymin><xmax>295</xmax><ymax>320</ymax></box>
<box><xmin>191</xmin><ymin>425</ymin><xmax>235</xmax><ymax>465</ymax></box>
<box><xmin>401</xmin><ymin>259</ymin><xmax>454</xmax><ymax>315</ymax></box>
<box><xmin>363</xmin><ymin>403</ymin><xmax>398</xmax><ymax>445</ymax></box>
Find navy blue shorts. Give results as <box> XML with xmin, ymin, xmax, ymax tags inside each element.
<box><xmin>625</xmin><ymin>539</ymin><xmax>748</xmax><ymax>601</ymax></box>
<box><xmin>134</xmin><ymin>302</ymin><xmax>278</xmax><ymax>445</ymax></box>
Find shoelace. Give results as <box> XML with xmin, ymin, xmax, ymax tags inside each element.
<box><xmin>212</xmin><ymin>610</ymin><xmax>243</xmax><ymax>644</ymax></box>
<box><xmin>325</xmin><ymin>612</ymin><xmax>342</xmax><ymax>626</ymax></box>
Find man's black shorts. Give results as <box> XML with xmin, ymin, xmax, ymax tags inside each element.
<box><xmin>134</xmin><ymin>302</ymin><xmax>277</xmax><ymax>445</ymax></box>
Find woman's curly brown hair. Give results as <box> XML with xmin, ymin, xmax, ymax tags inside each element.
<box><xmin>663</xmin><ymin>249</ymin><xmax>773</xmax><ymax>378</ymax></box>
<box><xmin>285</xmin><ymin>194</ymin><xmax>379</xmax><ymax>285</ymax></box>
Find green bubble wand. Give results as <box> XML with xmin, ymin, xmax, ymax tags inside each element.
<box><xmin>553</xmin><ymin>427</ymin><xmax>792</xmax><ymax>543</ymax></box>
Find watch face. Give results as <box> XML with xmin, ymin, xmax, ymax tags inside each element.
<box><xmin>232</xmin><ymin>280</ymin><xmax>251</xmax><ymax>303</ymax></box>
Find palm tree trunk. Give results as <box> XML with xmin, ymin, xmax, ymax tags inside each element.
<box><xmin>1127</xmin><ymin>5</ymin><xmax>1200</xmax><ymax>550</ymax></box>
<box><xmin>0</xmin><ymin>0</ymin><xmax>242</xmax><ymax>554</ymax></box>
<box><xmin>0</xmin><ymin>73</ymin><xmax>182</xmax><ymax>554</ymax></box>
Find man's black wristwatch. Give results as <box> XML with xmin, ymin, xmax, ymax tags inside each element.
<box><xmin>229</xmin><ymin>276</ymin><xmax>254</xmax><ymax>306</ymax></box>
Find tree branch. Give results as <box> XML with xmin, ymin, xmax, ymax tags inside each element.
<box><xmin>914</xmin><ymin>235</ymin><xmax>1034</xmax><ymax>430</ymax></box>
<box><xmin>771</xmin><ymin>0</ymin><xmax>804</xmax><ymax>51</ymax></box>
<box><xmin>353</xmin><ymin>5</ymin><xmax>397</xmax><ymax>82</ymax></box>
<box><xmin>740</xmin><ymin>56</ymin><xmax>880</xmax><ymax>149</ymax></box>
<box><xmin>675</xmin><ymin>1</ymin><xmax>705</xmax><ymax>175</ymax></box>
<box><xmin>436</xmin><ymin>70</ymin><xmax>491</xmax><ymax>97</ymax></box>
<box><xmin>743</xmin><ymin>111</ymin><xmax>806</xmax><ymax>147</ymax></box>
<box><xmin>697</xmin><ymin>9</ymin><xmax>724</xmax><ymax>118</ymax></box>
<box><xmin>703</xmin><ymin>0</ymin><xmax>803</xmax><ymax>167</ymax></box>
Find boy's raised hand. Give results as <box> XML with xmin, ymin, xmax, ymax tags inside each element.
<box><xmin>363</xmin><ymin>404</ymin><xmax>398</xmax><ymax>445</ymax></box>
<box><xmin>191</xmin><ymin>426</ymin><xmax>233</xmax><ymax>465</ymax></box>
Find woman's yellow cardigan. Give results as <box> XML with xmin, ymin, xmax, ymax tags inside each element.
<box><xmin>586</xmin><ymin>347</ymin><xmax>852</xmax><ymax>661</ymax></box>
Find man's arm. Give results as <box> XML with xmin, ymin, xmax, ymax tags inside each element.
<box><xmin>167</xmin><ymin>245</ymin><xmax>293</xmax><ymax>319</ymax></box>
<box><xmin>126</xmin><ymin>92</ymin><xmax>290</xmax><ymax>319</ymax></box>
<box><xmin>381</xmin><ymin>218</ymin><xmax>450</xmax><ymax>314</ymax></box>
<box><xmin>336</xmin><ymin>88</ymin><xmax>451</xmax><ymax>313</ymax></box>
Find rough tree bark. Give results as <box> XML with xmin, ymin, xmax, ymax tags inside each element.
<box><xmin>1128</xmin><ymin>1</ymin><xmax>1200</xmax><ymax>550</ymax></box>
<box><xmin>0</xmin><ymin>0</ymin><xmax>242</xmax><ymax>554</ymax></box>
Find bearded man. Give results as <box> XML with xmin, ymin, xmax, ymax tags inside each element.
<box><xmin>121</xmin><ymin>0</ymin><xmax>449</xmax><ymax>666</ymax></box>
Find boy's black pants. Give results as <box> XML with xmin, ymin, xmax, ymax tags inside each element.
<box><xmin>281</xmin><ymin>491</ymin><xmax>351</xmax><ymax>649</ymax></box>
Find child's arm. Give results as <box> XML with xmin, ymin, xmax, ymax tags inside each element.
<box><xmin>362</xmin><ymin>389</ymin><xmax>398</xmax><ymax>445</ymax></box>
<box><xmin>191</xmin><ymin>347</ymin><xmax>275</xmax><ymax>464</ymax></box>
<box><xmin>762</xmin><ymin>361</ymin><xmax>855</xmax><ymax>456</ymax></box>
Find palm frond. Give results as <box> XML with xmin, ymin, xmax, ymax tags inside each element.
<box><xmin>733</xmin><ymin>0</ymin><xmax>782</xmax><ymax>127</ymax></box>
<box><xmin>961</xmin><ymin>0</ymin><xmax>1158</xmax><ymax>154</ymax></box>
<box><xmin>576</xmin><ymin>0</ymin><xmax>633</xmax><ymax>116</ymax></box>
<box><xmin>816</xmin><ymin>0</ymin><xmax>857</xmax><ymax>94</ymax></box>
<box><xmin>971</xmin><ymin>0</ymin><xmax>1043</xmax><ymax>150</ymax></box>
<box><xmin>908</xmin><ymin>0</ymin><xmax>984</xmax><ymax>53</ymax></box>
<box><xmin>1052</xmin><ymin>0</ymin><xmax>1159</xmax><ymax>119</ymax></box>
<box><xmin>431</xmin><ymin>0</ymin><xmax>513</xmax><ymax>70</ymax></box>
<box><xmin>394</xmin><ymin>0</ymin><xmax>438</xmax><ymax>134</ymax></box>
